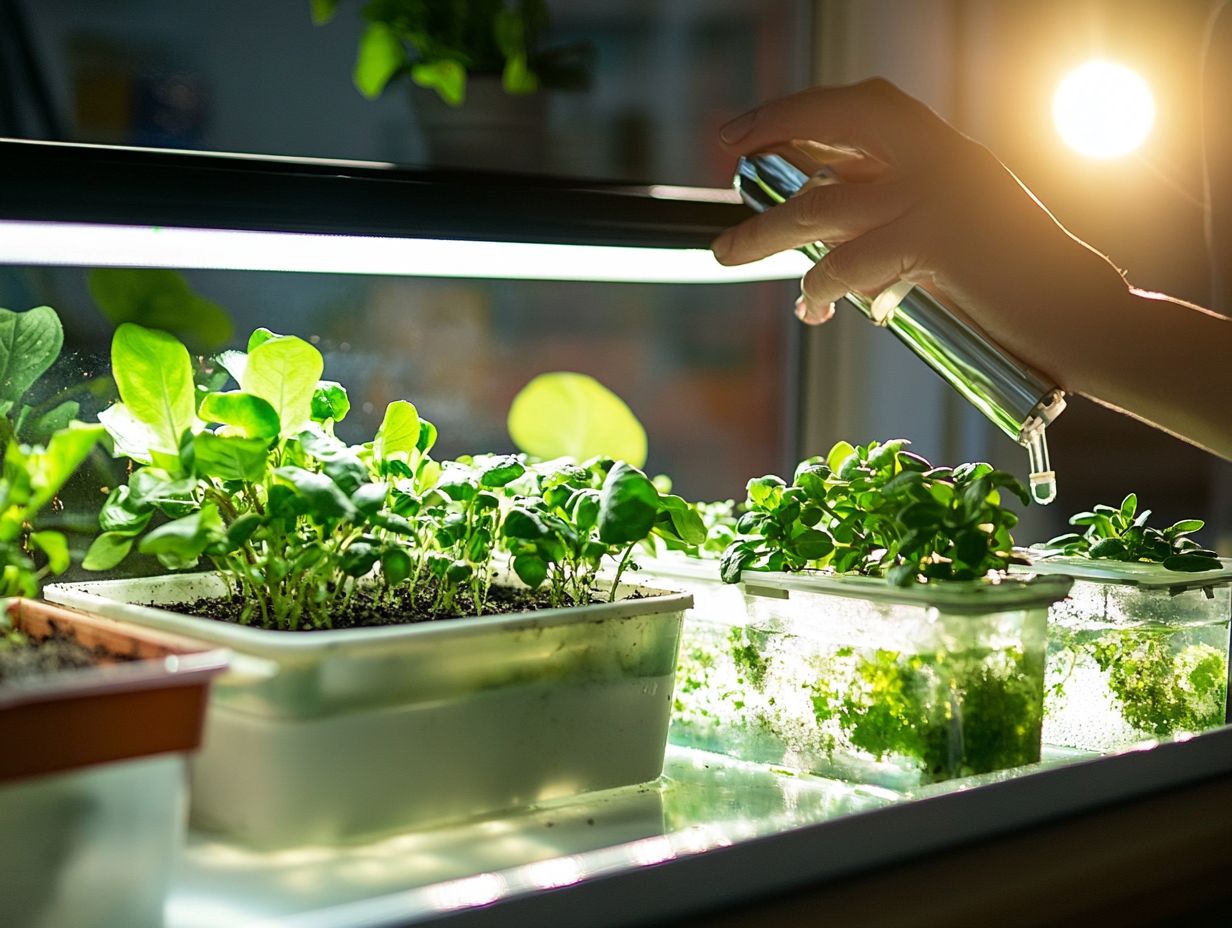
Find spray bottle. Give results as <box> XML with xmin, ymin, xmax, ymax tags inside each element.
<box><xmin>735</xmin><ymin>153</ymin><xmax>1064</xmax><ymax>503</ymax></box>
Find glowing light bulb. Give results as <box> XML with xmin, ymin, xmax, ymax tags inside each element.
<box><xmin>1053</xmin><ymin>60</ymin><xmax>1155</xmax><ymax>159</ymax></box>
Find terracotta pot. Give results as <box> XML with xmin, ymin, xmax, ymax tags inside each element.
<box><xmin>0</xmin><ymin>598</ymin><xmax>227</xmax><ymax>781</ymax></box>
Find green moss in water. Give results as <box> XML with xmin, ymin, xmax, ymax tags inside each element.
<box><xmin>823</xmin><ymin>646</ymin><xmax>1043</xmax><ymax>783</ymax></box>
<box><xmin>1090</xmin><ymin>632</ymin><xmax>1227</xmax><ymax>737</ymax></box>
<box><xmin>729</xmin><ymin>626</ymin><xmax>770</xmax><ymax>689</ymax></box>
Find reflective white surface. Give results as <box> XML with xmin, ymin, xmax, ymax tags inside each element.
<box><xmin>167</xmin><ymin>746</ymin><xmax>894</xmax><ymax>927</ymax></box>
<box><xmin>0</xmin><ymin>221</ymin><xmax>811</xmax><ymax>283</ymax></box>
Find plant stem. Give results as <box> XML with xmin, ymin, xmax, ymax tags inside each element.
<box><xmin>609</xmin><ymin>543</ymin><xmax>636</xmax><ymax>603</ymax></box>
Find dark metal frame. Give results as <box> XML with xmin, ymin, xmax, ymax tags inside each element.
<box><xmin>0</xmin><ymin>138</ymin><xmax>750</xmax><ymax>248</ymax></box>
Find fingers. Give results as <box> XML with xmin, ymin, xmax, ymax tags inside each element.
<box><xmin>719</xmin><ymin>78</ymin><xmax>934</xmax><ymax>165</ymax></box>
<box><xmin>797</xmin><ymin>218</ymin><xmax>926</xmax><ymax>322</ymax></box>
<box><xmin>712</xmin><ymin>178</ymin><xmax>910</xmax><ymax>266</ymax></box>
<box><xmin>794</xmin><ymin>295</ymin><xmax>834</xmax><ymax>326</ymax></box>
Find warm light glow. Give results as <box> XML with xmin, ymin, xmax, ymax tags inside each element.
<box><xmin>1053</xmin><ymin>60</ymin><xmax>1155</xmax><ymax>159</ymax></box>
<box><xmin>0</xmin><ymin>221</ymin><xmax>811</xmax><ymax>284</ymax></box>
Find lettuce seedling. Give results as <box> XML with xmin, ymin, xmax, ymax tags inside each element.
<box><xmin>1041</xmin><ymin>493</ymin><xmax>1221</xmax><ymax>572</ymax></box>
<box><xmin>722</xmin><ymin>439</ymin><xmax>1029</xmax><ymax>587</ymax></box>
<box><xmin>85</xmin><ymin>323</ymin><xmax>437</xmax><ymax>630</ymax></box>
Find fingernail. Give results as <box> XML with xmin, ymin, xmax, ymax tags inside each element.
<box><xmin>720</xmin><ymin>109</ymin><xmax>757</xmax><ymax>144</ymax></box>
<box><xmin>794</xmin><ymin>297</ymin><xmax>808</xmax><ymax>320</ymax></box>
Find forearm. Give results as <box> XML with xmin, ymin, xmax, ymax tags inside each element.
<box><xmin>1060</xmin><ymin>285</ymin><xmax>1232</xmax><ymax>459</ymax></box>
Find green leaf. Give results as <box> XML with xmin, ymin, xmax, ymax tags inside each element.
<box><xmin>825</xmin><ymin>441</ymin><xmax>855</xmax><ymax>473</ymax></box>
<box><xmin>199</xmin><ymin>391</ymin><xmax>281</xmax><ymax>440</ymax></box>
<box><xmin>138</xmin><ymin>504</ymin><xmax>224</xmax><ymax>564</ymax></box>
<box><xmin>1166</xmin><ymin>519</ymin><xmax>1205</xmax><ymax>536</ymax></box>
<box><xmin>417</xmin><ymin>419</ymin><xmax>438</xmax><ymax>455</ymax></box>
<box><xmin>241</xmin><ymin>335</ymin><xmax>324</xmax><ymax>437</ymax></box>
<box><xmin>247</xmin><ymin>328</ymin><xmax>277</xmax><ymax>352</ymax></box>
<box><xmin>955</xmin><ymin>530</ymin><xmax>989</xmax><ymax>567</ymax></box>
<box><xmin>512</xmin><ymin>553</ymin><xmax>548</xmax><ymax>588</ymax></box>
<box><xmin>89</xmin><ymin>269</ymin><xmax>232</xmax><ymax>351</ymax></box>
<box><xmin>503</xmin><ymin>507</ymin><xmax>551</xmax><ymax>541</ymax></box>
<box><xmin>29</xmin><ymin>530</ymin><xmax>70</xmax><ymax>574</ymax></box>
<box><xmin>791</xmin><ymin>528</ymin><xmax>833</xmax><ymax>560</ymax></box>
<box><xmin>1119</xmin><ymin>493</ymin><xmax>1138</xmax><ymax>521</ymax></box>
<box><xmin>479</xmin><ymin>456</ymin><xmax>525</xmax><ymax>488</ymax></box>
<box><xmin>381</xmin><ymin>547</ymin><xmax>412</xmax><ymax>586</ymax></box>
<box><xmin>502</xmin><ymin>52</ymin><xmax>538</xmax><ymax>95</ymax></box>
<box><xmin>274</xmin><ymin>466</ymin><xmax>357</xmax><ymax>521</ymax></box>
<box><xmin>26</xmin><ymin>399</ymin><xmax>80</xmax><ymax>443</ymax></box>
<box><xmin>597</xmin><ymin>463</ymin><xmax>659</xmax><ymax>546</ymax></box>
<box><xmin>508</xmin><ymin>372</ymin><xmax>647</xmax><ymax>468</ymax></box>
<box><xmin>720</xmin><ymin>542</ymin><xmax>755</xmax><ymax>583</ymax></box>
<box><xmin>899</xmin><ymin>501</ymin><xmax>946</xmax><ymax>530</ymax></box>
<box><xmin>410</xmin><ymin>59</ymin><xmax>466</xmax><ymax>106</ymax></box>
<box><xmin>18</xmin><ymin>422</ymin><xmax>101</xmax><ymax>513</ymax></box>
<box><xmin>746</xmin><ymin>475</ymin><xmax>786</xmax><ymax>508</ymax></box>
<box><xmin>82</xmin><ymin>532</ymin><xmax>134</xmax><ymax>571</ymax></box>
<box><xmin>1089</xmin><ymin>537</ymin><xmax>1129</xmax><ymax>560</ymax></box>
<box><xmin>311</xmin><ymin>381</ymin><xmax>350</xmax><ymax>423</ymax></box>
<box><xmin>297</xmin><ymin>430</ymin><xmax>367</xmax><ymax>494</ymax></box>
<box><xmin>100</xmin><ymin>486</ymin><xmax>154</xmax><ymax>535</ymax></box>
<box><xmin>0</xmin><ymin>305</ymin><xmax>63</xmax><ymax>407</ymax></box>
<box><xmin>659</xmin><ymin>495</ymin><xmax>707</xmax><ymax>546</ymax></box>
<box><xmin>340</xmin><ymin>541</ymin><xmax>380</xmax><ymax>577</ymax></box>
<box><xmin>351</xmin><ymin>483</ymin><xmax>387</xmax><ymax>515</ymax></box>
<box><xmin>355</xmin><ymin>23</ymin><xmax>405</xmax><ymax>99</ymax></box>
<box><xmin>374</xmin><ymin>400</ymin><xmax>421</xmax><ymax>462</ymax></box>
<box><xmin>867</xmin><ymin>439</ymin><xmax>907</xmax><ymax>472</ymax></box>
<box><xmin>193</xmin><ymin>432</ymin><xmax>270</xmax><ymax>482</ymax></box>
<box><xmin>112</xmin><ymin>323</ymin><xmax>196</xmax><ymax>454</ymax></box>
<box><xmin>1162</xmin><ymin>553</ymin><xmax>1223</xmax><ymax>573</ymax></box>
<box><xmin>225</xmin><ymin>513</ymin><xmax>262</xmax><ymax>550</ymax></box>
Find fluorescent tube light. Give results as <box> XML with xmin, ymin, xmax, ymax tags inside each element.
<box><xmin>0</xmin><ymin>221</ymin><xmax>809</xmax><ymax>284</ymax></box>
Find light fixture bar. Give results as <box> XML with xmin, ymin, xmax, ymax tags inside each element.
<box><xmin>0</xmin><ymin>221</ymin><xmax>811</xmax><ymax>284</ymax></box>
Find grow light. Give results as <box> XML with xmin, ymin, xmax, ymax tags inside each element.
<box><xmin>0</xmin><ymin>138</ymin><xmax>804</xmax><ymax>282</ymax></box>
<box><xmin>0</xmin><ymin>220</ymin><xmax>810</xmax><ymax>283</ymax></box>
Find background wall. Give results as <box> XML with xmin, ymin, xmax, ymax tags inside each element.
<box><xmin>0</xmin><ymin>0</ymin><xmax>814</xmax><ymax>507</ymax></box>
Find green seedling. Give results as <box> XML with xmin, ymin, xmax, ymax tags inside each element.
<box><xmin>722</xmin><ymin>439</ymin><xmax>1029</xmax><ymax>586</ymax></box>
<box><xmin>1042</xmin><ymin>493</ymin><xmax>1221</xmax><ymax>572</ymax></box>
<box><xmin>502</xmin><ymin>456</ymin><xmax>705</xmax><ymax>605</ymax></box>
<box><xmin>85</xmin><ymin>323</ymin><xmax>446</xmax><ymax>629</ymax></box>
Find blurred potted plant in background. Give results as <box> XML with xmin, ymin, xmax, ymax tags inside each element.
<box><xmin>311</xmin><ymin>0</ymin><xmax>592</xmax><ymax>170</ymax></box>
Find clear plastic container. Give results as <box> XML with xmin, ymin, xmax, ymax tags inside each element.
<box><xmin>1020</xmin><ymin>554</ymin><xmax>1232</xmax><ymax>752</ymax></box>
<box><xmin>635</xmin><ymin>560</ymin><xmax>1070</xmax><ymax>790</ymax></box>
<box><xmin>45</xmin><ymin>573</ymin><xmax>691</xmax><ymax>848</ymax></box>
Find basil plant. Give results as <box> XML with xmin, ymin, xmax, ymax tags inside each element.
<box><xmin>1042</xmin><ymin>493</ymin><xmax>1221</xmax><ymax>572</ymax></box>
<box><xmin>501</xmin><ymin>455</ymin><xmax>707</xmax><ymax>606</ymax></box>
<box><xmin>722</xmin><ymin>439</ymin><xmax>1030</xmax><ymax>587</ymax></box>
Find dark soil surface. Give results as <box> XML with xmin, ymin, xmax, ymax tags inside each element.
<box><xmin>163</xmin><ymin>581</ymin><xmax>642</xmax><ymax>632</ymax></box>
<box><xmin>0</xmin><ymin>632</ymin><xmax>105</xmax><ymax>685</ymax></box>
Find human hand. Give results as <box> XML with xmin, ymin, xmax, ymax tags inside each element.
<box><xmin>710</xmin><ymin>78</ymin><xmax>1130</xmax><ymax>390</ymax></box>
